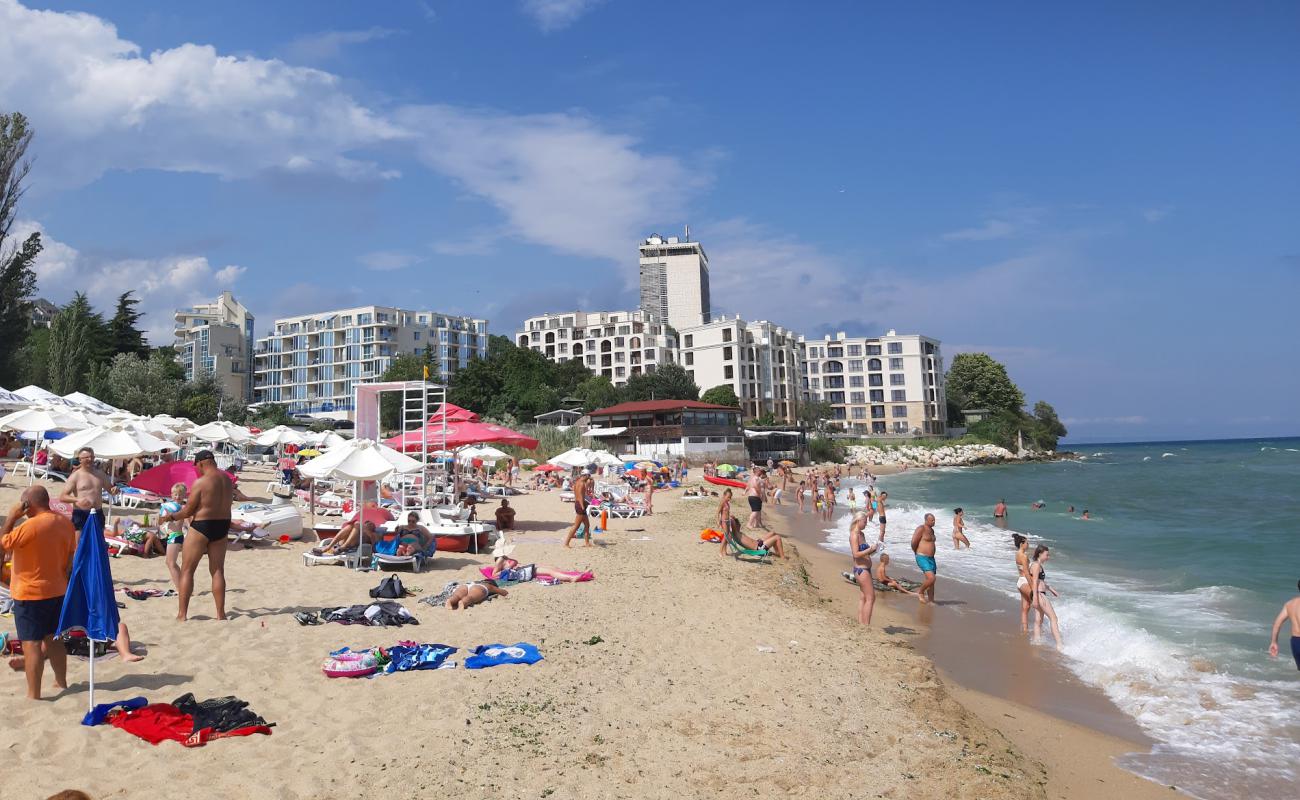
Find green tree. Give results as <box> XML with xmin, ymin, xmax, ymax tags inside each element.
<box><xmin>649</xmin><ymin>363</ymin><xmax>699</xmax><ymax>401</ymax></box>
<box><xmin>1029</xmin><ymin>400</ymin><xmax>1068</xmax><ymax>451</ymax></box>
<box><xmin>46</xmin><ymin>302</ymin><xmax>94</xmax><ymax>393</ymax></box>
<box><xmin>966</xmin><ymin>409</ymin><xmax>1023</xmax><ymax>450</ymax></box>
<box><xmin>107</xmin><ymin>291</ymin><xmax>148</xmax><ymax>357</ymax></box>
<box><xmin>16</xmin><ymin>323</ymin><xmax>49</xmax><ymax>387</ymax></box>
<box><xmin>551</xmin><ymin>358</ymin><xmax>593</xmax><ymax>399</ymax></box>
<box><xmin>0</xmin><ymin>112</ymin><xmax>39</xmax><ymax>386</ymax></box>
<box><xmin>447</xmin><ymin>355</ymin><xmax>505</xmax><ymax>419</ymax></box>
<box><xmin>151</xmin><ymin>345</ymin><xmax>188</xmax><ymax>382</ymax></box>
<box><xmin>945</xmin><ymin>353</ymin><xmax>1025</xmax><ymax>415</ymax></box>
<box><xmin>248</xmin><ymin>403</ymin><xmax>292</xmax><ymax>429</ymax></box>
<box><xmin>796</xmin><ymin>400</ymin><xmax>834</xmax><ymax>432</ymax></box>
<box><xmin>106</xmin><ymin>352</ymin><xmax>183</xmax><ymax>417</ymax></box>
<box><xmin>180</xmin><ymin>370</ymin><xmax>243</xmax><ymax>424</ymax></box>
<box><xmin>574</xmin><ymin>374</ymin><xmax>620</xmax><ymax>412</ymax></box>
<box><xmin>699</xmin><ymin>384</ymin><xmax>740</xmax><ymax>407</ymax></box>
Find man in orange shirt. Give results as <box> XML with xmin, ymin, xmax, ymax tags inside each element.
<box><xmin>1</xmin><ymin>486</ymin><xmax>78</xmax><ymax>700</ymax></box>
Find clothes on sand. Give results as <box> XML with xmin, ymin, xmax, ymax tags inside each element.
<box><xmin>105</xmin><ymin>693</ymin><xmax>273</xmax><ymax>747</ymax></box>
<box><xmin>320</xmin><ymin>601</ymin><xmax>419</xmax><ymax>627</ymax></box>
<box><xmin>464</xmin><ymin>642</ymin><xmax>543</xmax><ymax>670</ymax></box>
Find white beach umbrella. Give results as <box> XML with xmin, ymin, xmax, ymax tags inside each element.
<box><xmin>61</xmin><ymin>391</ymin><xmax>119</xmax><ymax>414</ymax></box>
<box><xmin>50</xmin><ymin>424</ymin><xmax>172</xmax><ymax>460</ymax></box>
<box><xmin>0</xmin><ymin>387</ymin><xmax>31</xmax><ymax>409</ymax></box>
<box><xmin>12</xmin><ymin>385</ymin><xmax>69</xmax><ymax>405</ymax></box>
<box><xmin>591</xmin><ymin>450</ymin><xmax>624</xmax><ymax>468</ymax></box>
<box><xmin>315</xmin><ymin>431</ymin><xmax>349</xmax><ymax>450</ymax></box>
<box><xmin>459</xmin><ymin>445</ymin><xmax>509</xmax><ymax>460</ymax></box>
<box><xmin>255</xmin><ymin>425</ymin><xmax>307</xmax><ymax>447</ymax></box>
<box><xmin>298</xmin><ymin>438</ymin><xmax>422</xmax><ymax>482</ymax></box>
<box><xmin>190</xmin><ymin>420</ymin><xmax>254</xmax><ymax>445</ymax></box>
<box><xmin>548</xmin><ymin>447</ymin><xmax>601</xmax><ymax>468</ymax></box>
<box><xmin>0</xmin><ymin>406</ymin><xmax>87</xmax><ymax>434</ymax></box>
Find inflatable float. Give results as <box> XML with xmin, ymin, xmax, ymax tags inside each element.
<box><xmin>700</xmin><ymin>528</ymin><xmax>723</xmax><ymax>543</ymax></box>
<box><xmin>704</xmin><ymin>475</ymin><xmax>746</xmax><ymax>489</ymax></box>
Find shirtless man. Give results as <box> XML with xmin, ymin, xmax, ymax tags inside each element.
<box><xmin>952</xmin><ymin>507</ymin><xmax>971</xmax><ymax>549</ymax></box>
<box><xmin>159</xmin><ymin>450</ymin><xmax>232</xmax><ymax>621</ymax></box>
<box><xmin>848</xmin><ymin>510</ymin><xmax>880</xmax><ymax>625</ymax></box>
<box><xmin>563</xmin><ymin>468</ymin><xmax>592</xmax><ymax>548</ymax></box>
<box><xmin>910</xmin><ymin>513</ymin><xmax>938</xmax><ymax>604</ymax></box>
<box><xmin>1267</xmin><ymin>580</ymin><xmax>1300</xmax><ymax>670</ymax></box>
<box><xmin>59</xmin><ymin>447</ymin><xmax>111</xmax><ymax>531</ymax></box>
<box><xmin>877</xmin><ymin>491</ymin><xmax>889</xmax><ymax>539</ymax></box>
<box><xmin>822</xmin><ymin>482</ymin><xmax>835</xmax><ymax>523</ymax></box>
<box><xmin>993</xmin><ymin>498</ymin><xmax>1008</xmax><ymax>528</ymax></box>
<box><xmin>745</xmin><ymin>469</ymin><xmax>765</xmax><ymax>530</ymax></box>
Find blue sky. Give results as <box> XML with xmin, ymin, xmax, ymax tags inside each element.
<box><xmin>2</xmin><ymin>0</ymin><xmax>1297</xmax><ymax>441</ymax></box>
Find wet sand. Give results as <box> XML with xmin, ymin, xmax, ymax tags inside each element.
<box><xmin>765</xmin><ymin>498</ymin><xmax>1180</xmax><ymax>799</ymax></box>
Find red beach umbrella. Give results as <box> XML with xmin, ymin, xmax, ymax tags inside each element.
<box><xmin>128</xmin><ymin>461</ymin><xmax>237</xmax><ymax>495</ymax></box>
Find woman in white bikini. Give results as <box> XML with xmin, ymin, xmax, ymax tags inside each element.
<box><xmin>446</xmin><ymin>579</ymin><xmax>509</xmax><ymax>610</ymax></box>
<box><xmin>1029</xmin><ymin>544</ymin><xmax>1063</xmax><ymax>650</ymax></box>
<box><xmin>1013</xmin><ymin>534</ymin><xmax>1035</xmax><ymax>634</ymax></box>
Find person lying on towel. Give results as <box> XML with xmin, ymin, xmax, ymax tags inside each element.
<box><xmin>445</xmin><ymin>579</ymin><xmax>507</xmax><ymax>610</ymax></box>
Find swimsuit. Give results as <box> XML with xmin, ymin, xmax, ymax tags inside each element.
<box><xmin>747</xmin><ymin>496</ymin><xmax>762</xmax><ymax>513</ymax></box>
<box><xmin>915</xmin><ymin>553</ymin><xmax>937</xmax><ymax>574</ymax></box>
<box><xmin>1017</xmin><ymin>576</ymin><xmax>1029</xmax><ymax>590</ymax></box>
<box><xmin>1292</xmin><ymin>636</ymin><xmax>1300</xmax><ymax>670</ymax></box>
<box><xmin>190</xmin><ymin>519</ymin><xmax>231</xmax><ymax>542</ymax></box>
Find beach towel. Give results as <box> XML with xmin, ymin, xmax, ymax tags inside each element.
<box><xmin>464</xmin><ymin>643</ymin><xmax>543</xmax><ymax>670</ymax></box>
<box><xmin>420</xmin><ymin>582</ymin><xmax>464</xmax><ymax>607</ymax></box>
<box><xmin>108</xmin><ymin>695</ymin><xmax>273</xmax><ymax>746</ymax></box>
<box><xmin>385</xmin><ymin>642</ymin><xmax>458</xmax><ymax>673</ymax></box>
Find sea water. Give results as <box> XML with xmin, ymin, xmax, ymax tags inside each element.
<box><xmin>818</xmin><ymin>438</ymin><xmax>1300</xmax><ymax>800</ymax></box>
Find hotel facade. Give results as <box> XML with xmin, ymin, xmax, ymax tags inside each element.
<box><xmin>253</xmin><ymin>305</ymin><xmax>487</xmax><ymax>418</ymax></box>
<box><xmin>800</xmin><ymin>330</ymin><xmax>947</xmax><ymax>435</ymax></box>
<box><xmin>678</xmin><ymin>316</ymin><xmax>802</xmax><ymax>422</ymax></box>
<box><xmin>514</xmin><ymin>309</ymin><xmax>677</xmax><ymax>386</ymax></box>
<box><xmin>638</xmin><ymin>234</ymin><xmax>710</xmax><ymax>331</ymax></box>
<box><xmin>173</xmin><ymin>291</ymin><xmax>256</xmax><ymax>403</ymax></box>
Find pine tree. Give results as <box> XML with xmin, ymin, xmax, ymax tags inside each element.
<box><xmin>107</xmin><ymin>291</ymin><xmax>148</xmax><ymax>356</ymax></box>
<box><xmin>0</xmin><ymin>111</ymin><xmax>38</xmax><ymax>386</ymax></box>
<box><xmin>47</xmin><ymin>304</ymin><xmax>92</xmax><ymax>394</ymax></box>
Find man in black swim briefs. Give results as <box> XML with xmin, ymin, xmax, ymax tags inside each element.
<box><xmin>159</xmin><ymin>450</ymin><xmax>233</xmax><ymax>621</ymax></box>
<box><xmin>1267</xmin><ymin>580</ymin><xmax>1300</xmax><ymax>670</ymax></box>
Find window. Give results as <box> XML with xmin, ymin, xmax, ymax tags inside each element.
<box><xmin>871</xmin><ymin>406</ymin><xmax>885</xmax><ymax>419</ymax></box>
<box><xmin>413</xmin><ymin>331</ymin><xmax>420</xmax><ymax>341</ymax></box>
<box><xmin>850</xmin><ymin>391</ymin><xmax>865</xmax><ymax>403</ymax></box>
<box><xmin>851</xmin><ymin>406</ymin><xmax>866</xmax><ymax>419</ymax></box>
<box><xmin>828</xmin><ymin>347</ymin><xmax>843</xmax><ymax>358</ymax></box>
<box><xmin>888</xmin><ymin>342</ymin><xmax>903</xmax><ymax>354</ymax></box>
<box><xmin>892</xmin><ymin>406</ymin><xmax>908</xmax><ymax>418</ymax></box>
<box><xmin>890</xmin><ymin>374</ymin><xmax>905</xmax><ymax>386</ymax></box>
<box><xmin>824</xmin><ymin>376</ymin><xmax>844</xmax><ymax>388</ymax></box>
<box><xmin>722</xmin><ymin>328</ymin><xmax>733</xmax><ymax>342</ymax></box>
<box><xmin>849</xmin><ymin>375</ymin><xmax>864</xmax><ymax>388</ymax></box>
<box><xmin>868</xmin><ymin>374</ymin><xmax>883</xmax><ymax>387</ymax></box>
<box><xmin>870</xmin><ymin>389</ymin><xmax>884</xmax><ymax>402</ymax></box>
<box><xmin>867</xmin><ymin>358</ymin><xmax>881</xmax><ymax>371</ymax></box>
<box><xmin>867</xmin><ymin>345</ymin><xmax>881</xmax><ymax>355</ymax></box>
<box><xmin>848</xmin><ymin>360</ymin><xmax>863</xmax><ymax>372</ymax></box>
<box><xmin>811</xmin><ymin>378</ymin><xmax>820</xmax><ymax>389</ymax></box>
<box><xmin>891</xmin><ymin>390</ymin><xmax>906</xmax><ymax>402</ymax></box>
<box><xmin>723</xmin><ymin>346</ymin><xmax>733</xmax><ymax>360</ymax></box>
<box><xmin>724</xmin><ymin>365</ymin><xmax>734</xmax><ymax>379</ymax></box>
<box><xmin>684</xmin><ymin>334</ymin><xmax>693</xmax><ymax>348</ymax></box>
<box><xmin>809</xmin><ymin>363</ymin><xmax>819</xmax><ymax>374</ymax></box>
<box><xmin>824</xmin><ymin>360</ymin><xmax>843</xmax><ymax>373</ymax></box>
<box><xmin>685</xmin><ymin>352</ymin><xmax>694</xmax><ymax>366</ymax></box>
<box><xmin>847</xmin><ymin>344</ymin><xmax>862</xmax><ymax>357</ymax></box>
<box><xmin>827</xmin><ymin>391</ymin><xmax>845</xmax><ymax>403</ymax></box>
<box><xmin>889</xmin><ymin>357</ymin><xmax>904</xmax><ymax>370</ymax></box>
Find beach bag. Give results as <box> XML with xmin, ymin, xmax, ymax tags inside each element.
<box><xmin>369</xmin><ymin>575</ymin><xmax>405</xmax><ymax>599</ymax></box>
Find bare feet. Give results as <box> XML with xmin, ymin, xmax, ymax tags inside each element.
<box><xmin>6</xmin><ymin>657</ymin><xmax>21</xmax><ymax>671</ymax></box>
<box><xmin>121</xmin><ymin>651</ymin><xmax>145</xmax><ymax>663</ymax></box>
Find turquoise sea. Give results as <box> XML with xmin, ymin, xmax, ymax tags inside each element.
<box><xmin>820</xmin><ymin>438</ymin><xmax>1300</xmax><ymax>800</ymax></box>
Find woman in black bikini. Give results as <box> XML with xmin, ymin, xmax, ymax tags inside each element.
<box><xmin>1028</xmin><ymin>545</ymin><xmax>1063</xmax><ymax>650</ymax></box>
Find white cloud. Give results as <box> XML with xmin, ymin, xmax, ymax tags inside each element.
<box><xmin>520</xmin><ymin>0</ymin><xmax>604</xmax><ymax>32</ymax></box>
<box><xmin>0</xmin><ymin>1</ymin><xmax>698</xmax><ymax>267</ymax></box>
<box><xmin>1142</xmin><ymin>206</ymin><xmax>1173</xmax><ymax>223</ymax></box>
<box><xmin>430</xmin><ymin>227</ymin><xmax>507</xmax><ymax>257</ymax></box>
<box><xmin>398</xmin><ymin>105</ymin><xmax>701</xmax><ymax>261</ymax></box>
<box><xmin>283</xmin><ymin>27</ymin><xmax>401</xmax><ymax>63</ymax></box>
<box><xmin>13</xmin><ymin>219</ymin><xmax>245</xmax><ymax>343</ymax></box>
<box><xmin>941</xmin><ymin>219</ymin><xmax>1018</xmax><ymax>242</ymax></box>
<box><xmin>359</xmin><ymin>250</ymin><xmax>422</xmax><ymax>271</ymax></box>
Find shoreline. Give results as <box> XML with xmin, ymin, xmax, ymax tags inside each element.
<box><xmin>764</xmin><ymin>498</ymin><xmax>1179</xmax><ymax>800</ymax></box>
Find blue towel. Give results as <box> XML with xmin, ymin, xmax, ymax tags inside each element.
<box><xmin>464</xmin><ymin>642</ymin><xmax>543</xmax><ymax>670</ymax></box>
<box><xmin>83</xmin><ymin>696</ymin><xmax>147</xmax><ymax>727</ymax></box>
<box><xmin>385</xmin><ymin>643</ymin><xmax>458</xmax><ymax>673</ymax></box>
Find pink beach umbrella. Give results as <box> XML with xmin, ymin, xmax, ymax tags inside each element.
<box><xmin>128</xmin><ymin>461</ymin><xmax>237</xmax><ymax>496</ymax></box>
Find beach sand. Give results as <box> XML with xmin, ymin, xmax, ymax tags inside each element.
<box><xmin>0</xmin><ymin>467</ymin><xmax>1154</xmax><ymax>799</ymax></box>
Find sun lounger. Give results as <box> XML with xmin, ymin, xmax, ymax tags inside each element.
<box><xmin>590</xmin><ymin>504</ymin><xmax>644</xmax><ymax>519</ymax></box>
<box><xmin>302</xmin><ymin>538</ymin><xmax>347</xmax><ymax>567</ymax></box>
<box><xmin>725</xmin><ymin>524</ymin><xmax>770</xmax><ymax>563</ymax></box>
<box><xmin>375</xmin><ymin>535</ymin><xmax>436</xmax><ymax>573</ymax></box>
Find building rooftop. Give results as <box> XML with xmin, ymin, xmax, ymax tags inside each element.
<box><xmin>589</xmin><ymin>399</ymin><xmax>740</xmax><ymax>416</ymax></box>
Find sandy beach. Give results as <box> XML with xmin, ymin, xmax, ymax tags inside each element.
<box><xmin>1</xmin><ymin>465</ymin><xmax>1165</xmax><ymax>800</ymax></box>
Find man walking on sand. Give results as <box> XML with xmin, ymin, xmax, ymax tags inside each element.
<box><xmin>563</xmin><ymin>467</ymin><xmax>593</xmax><ymax>548</ymax></box>
<box><xmin>59</xmin><ymin>447</ymin><xmax>111</xmax><ymax>531</ymax></box>
<box><xmin>1267</xmin><ymin>580</ymin><xmax>1300</xmax><ymax>670</ymax></box>
<box><xmin>159</xmin><ymin>450</ymin><xmax>232</xmax><ymax>621</ymax></box>
<box><xmin>1</xmin><ymin>486</ymin><xmax>77</xmax><ymax>699</ymax></box>
<box><xmin>911</xmin><ymin>513</ymin><xmax>938</xmax><ymax>604</ymax></box>
<box><xmin>745</xmin><ymin>468</ymin><xmax>765</xmax><ymax>530</ymax></box>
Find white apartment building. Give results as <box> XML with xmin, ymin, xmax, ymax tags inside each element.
<box><xmin>639</xmin><ymin>234</ymin><xmax>710</xmax><ymax>331</ymax></box>
<box><xmin>173</xmin><ymin>291</ymin><xmax>255</xmax><ymax>402</ymax></box>
<box><xmin>800</xmin><ymin>330</ymin><xmax>946</xmax><ymax>436</ymax></box>
<box><xmin>679</xmin><ymin>316</ymin><xmax>802</xmax><ymax>422</ymax></box>
<box><xmin>514</xmin><ymin>310</ymin><xmax>677</xmax><ymax>386</ymax></box>
<box><xmin>253</xmin><ymin>305</ymin><xmax>487</xmax><ymax>418</ymax></box>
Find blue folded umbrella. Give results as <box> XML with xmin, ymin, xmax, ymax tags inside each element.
<box><xmin>58</xmin><ymin>510</ymin><xmax>120</xmax><ymax>712</ymax></box>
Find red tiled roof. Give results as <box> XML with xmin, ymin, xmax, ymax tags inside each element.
<box><xmin>589</xmin><ymin>399</ymin><xmax>740</xmax><ymax>416</ymax></box>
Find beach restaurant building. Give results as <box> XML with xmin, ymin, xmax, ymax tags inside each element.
<box><xmin>584</xmin><ymin>399</ymin><xmax>745</xmax><ymax>460</ymax></box>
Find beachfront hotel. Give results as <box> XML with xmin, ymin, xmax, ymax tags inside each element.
<box><xmin>639</xmin><ymin>233</ymin><xmax>711</xmax><ymax>331</ymax></box>
<box><xmin>253</xmin><ymin>305</ymin><xmax>487</xmax><ymax>418</ymax></box>
<box><xmin>514</xmin><ymin>309</ymin><xmax>678</xmax><ymax>386</ymax></box>
<box><xmin>172</xmin><ymin>291</ymin><xmax>256</xmax><ymax>403</ymax></box>
<box><xmin>678</xmin><ymin>316</ymin><xmax>803</xmax><ymax>422</ymax></box>
<box><xmin>800</xmin><ymin>330</ymin><xmax>947</xmax><ymax>435</ymax></box>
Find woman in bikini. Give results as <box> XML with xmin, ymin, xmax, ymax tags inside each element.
<box><xmin>391</xmin><ymin>511</ymin><xmax>433</xmax><ymax>556</ymax></box>
<box><xmin>952</xmin><ymin>507</ymin><xmax>970</xmax><ymax>549</ymax></box>
<box><xmin>717</xmin><ymin>489</ymin><xmax>733</xmax><ymax>556</ymax></box>
<box><xmin>1013</xmin><ymin>534</ymin><xmax>1035</xmax><ymax>633</ymax></box>
<box><xmin>446</xmin><ymin>579</ymin><xmax>509</xmax><ymax>610</ymax></box>
<box><xmin>848</xmin><ymin>511</ymin><xmax>879</xmax><ymax>625</ymax></box>
<box><xmin>725</xmin><ymin>515</ymin><xmax>787</xmax><ymax>559</ymax></box>
<box><xmin>1029</xmin><ymin>544</ymin><xmax>1063</xmax><ymax>650</ymax></box>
